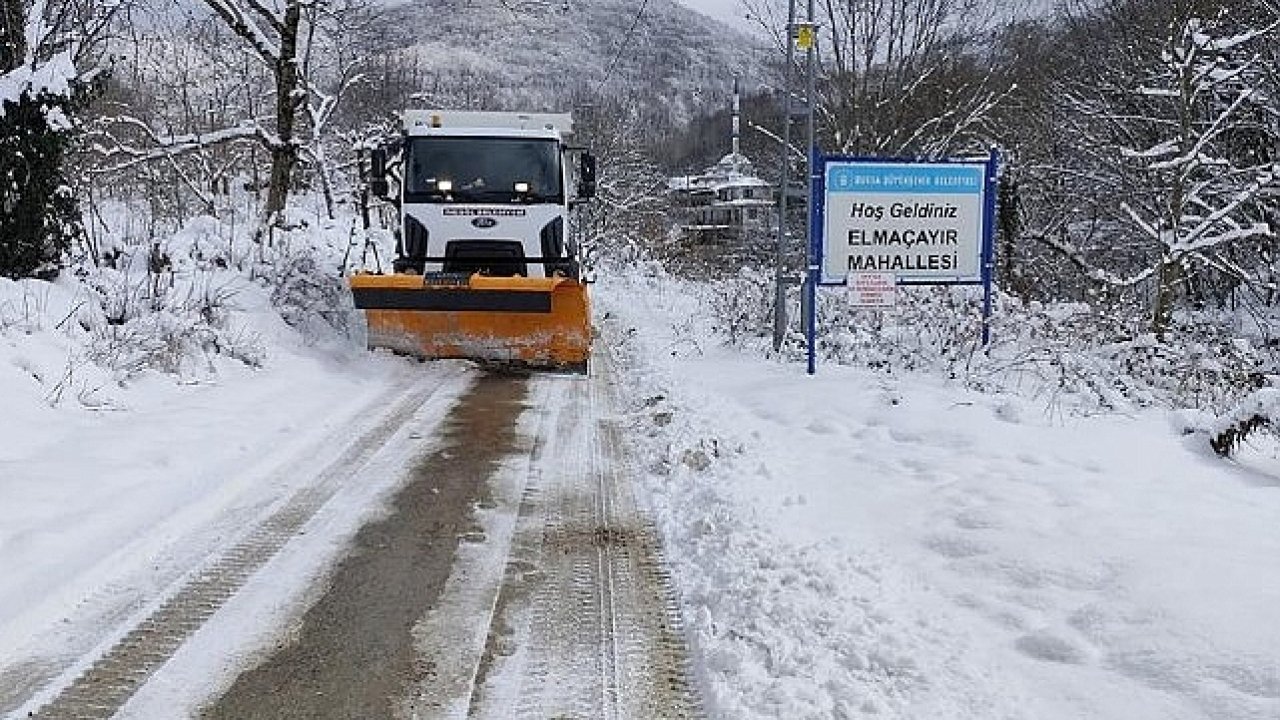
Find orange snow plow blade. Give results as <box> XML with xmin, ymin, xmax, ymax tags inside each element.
<box><xmin>349</xmin><ymin>273</ymin><xmax>591</xmax><ymax>371</ymax></box>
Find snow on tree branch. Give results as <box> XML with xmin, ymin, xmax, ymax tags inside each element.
<box><xmin>0</xmin><ymin>0</ymin><xmax>87</xmax><ymax>111</ymax></box>
<box><xmin>0</xmin><ymin>50</ymin><xmax>75</xmax><ymax>111</ymax></box>
<box><xmin>87</xmin><ymin>115</ymin><xmax>270</xmax><ymax>173</ymax></box>
<box><xmin>1035</xmin><ymin>227</ymin><xmax>1159</xmax><ymax>288</ymax></box>
<box><xmin>242</xmin><ymin>0</ymin><xmax>286</xmax><ymax>35</ymax></box>
<box><xmin>202</xmin><ymin>0</ymin><xmax>282</xmax><ymax>64</ymax></box>
<box><xmin>1121</xmin><ymin>138</ymin><xmax>1179</xmax><ymax>161</ymax></box>
<box><xmin>1144</xmin><ymin>87</ymin><xmax>1257</xmax><ymax>173</ymax></box>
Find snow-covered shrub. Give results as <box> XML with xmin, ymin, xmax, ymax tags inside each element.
<box><xmin>1208</xmin><ymin>390</ymin><xmax>1277</xmax><ymax>456</ymax></box>
<box><xmin>87</xmin><ymin>307</ymin><xmax>263</xmax><ymax>377</ymax></box>
<box><xmin>1170</xmin><ymin>387</ymin><xmax>1280</xmax><ymax>457</ymax></box>
<box><xmin>80</xmin><ymin>260</ymin><xmax>264</xmax><ymax>377</ymax></box>
<box><xmin>704</xmin><ymin>267</ymin><xmax>774</xmax><ymax>346</ymax></box>
<box><xmin>0</xmin><ymin>278</ymin><xmax>54</xmax><ymax>334</ymax></box>
<box><xmin>809</xmin><ymin>285</ymin><xmax>986</xmax><ymax>374</ymax></box>
<box><xmin>72</xmin><ymin>212</ymin><xmax>279</xmax><ymax>378</ymax></box>
<box><xmin>689</xmin><ymin>266</ymin><xmax>1272</xmax><ymax>413</ymax></box>
<box><xmin>252</xmin><ymin>231</ymin><xmax>353</xmax><ymax>343</ymax></box>
<box><xmin>970</xmin><ymin>302</ymin><xmax>1270</xmax><ymax>412</ymax></box>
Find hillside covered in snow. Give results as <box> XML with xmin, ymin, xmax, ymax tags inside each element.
<box><xmin>381</xmin><ymin>0</ymin><xmax>766</xmax><ymax>121</ymax></box>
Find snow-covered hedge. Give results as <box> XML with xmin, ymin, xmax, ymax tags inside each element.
<box><xmin>676</xmin><ymin>265</ymin><xmax>1273</xmax><ymax>415</ymax></box>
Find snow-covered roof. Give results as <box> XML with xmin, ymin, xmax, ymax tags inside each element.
<box><xmin>716</xmin><ymin>151</ymin><xmax>753</xmax><ymax>172</ymax></box>
<box><xmin>670</xmin><ymin>151</ymin><xmax>772</xmax><ymax>195</ymax></box>
<box><xmin>715</xmin><ymin>197</ymin><xmax>774</xmax><ymax>207</ymax></box>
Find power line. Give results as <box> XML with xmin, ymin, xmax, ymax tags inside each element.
<box><xmin>594</xmin><ymin>0</ymin><xmax>651</xmax><ymax>97</ymax></box>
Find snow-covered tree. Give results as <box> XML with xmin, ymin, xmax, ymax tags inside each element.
<box><xmin>88</xmin><ymin>0</ymin><xmax>378</xmax><ymax>234</ymax></box>
<box><xmin>1047</xmin><ymin>0</ymin><xmax>1278</xmax><ymax>337</ymax></box>
<box><xmin>200</xmin><ymin>0</ymin><xmax>306</xmax><ymax>229</ymax></box>
<box><xmin>1128</xmin><ymin>13</ymin><xmax>1276</xmax><ymax>335</ymax></box>
<box><xmin>745</xmin><ymin>0</ymin><xmax>1007</xmax><ymax>158</ymax></box>
<box><xmin>573</xmin><ymin>96</ymin><xmax>670</xmax><ymax>267</ymax></box>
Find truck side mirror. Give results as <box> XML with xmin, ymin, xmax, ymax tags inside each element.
<box><xmin>578</xmin><ymin>153</ymin><xmax>597</xmax><ymax>199</ymax></box>
<box><xmin>369</xmin><ymin>147</ymin><xmax>390</xmax><ymax>199</ymax></box>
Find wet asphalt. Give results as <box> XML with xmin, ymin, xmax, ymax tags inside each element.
<box><xmin>202</xmin><ymin>375</ymin><xmax>527</xmax><ymax>720</ymax></box>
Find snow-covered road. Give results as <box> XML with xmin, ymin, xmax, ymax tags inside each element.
<box><xmin>2</xmin><ymin>353</ymin><xmax>472</xmax><ymax>718</ymax></box>
<box><xmin>453</xmin><ymin>359</ymin><xmax>699</xmax><ymax>720</ymax></box>
<box><xmin>4</xmin><ymin>342</ymin><xmax>702</xmax><ymax>719</ymax></box>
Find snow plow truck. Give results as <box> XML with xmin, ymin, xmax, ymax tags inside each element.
<box><xmin>349</xmin><ymin>110</ymin><xmax>597</xmax><ymax>372</ymax></box>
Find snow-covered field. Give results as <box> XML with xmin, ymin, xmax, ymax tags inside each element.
<box><xmin>598</xmin><ymin>269</ymin><xmax>1280</xmax><ymax>720</ymax></box>
<box><xmin>2</xmin><ymin>224</ymin><xmax>1279</xmax><ymax>718</ymax></box>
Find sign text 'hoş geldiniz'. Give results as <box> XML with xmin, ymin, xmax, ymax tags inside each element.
<box><xmin>821</xmin><ymin>161</ymin><xmax>988</xmax><ymax>284</ymax></box>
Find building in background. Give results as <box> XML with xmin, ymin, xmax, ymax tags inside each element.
<box><xmin>669</xmin><ymin>77</ymin><xmax>774</xmax><ymax>243</ymax></box>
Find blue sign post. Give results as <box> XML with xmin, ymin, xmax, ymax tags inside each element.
<box><xmin>805</xmin><ymin>150</ymin><xmax>1000</xmax><ymax>375</ymax></box>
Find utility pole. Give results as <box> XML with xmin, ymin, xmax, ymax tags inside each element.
<box><xmin>771</xmin><ymin>0</ymin><xmax>818</xmax><ymax>355</ymax></box>
<box><xmin>802</xmin><ymin>0</ymin><xmax>818</xmax><ymax>375</ymax></box>
<box><xmin>771</xmin><ymin>0</ymin><xmax>798</xmax><ymax>351</ymax></box>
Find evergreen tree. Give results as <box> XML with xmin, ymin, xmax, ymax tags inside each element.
<box><xmin>0</xmin><ymin>88</ymin><xmax>83</xmax><ymax>278</ymax></box>
<box><xmin>0</xmin><ymin>0</ymin><xmax>85</xmax><ymax>279</ymax></box>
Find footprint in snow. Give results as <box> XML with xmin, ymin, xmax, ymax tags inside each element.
<box><xmin>922</xmin><ymin>533</ymin><xmax>989</xmax><ymax>559</ymax></box>
<box><xmin>806</xmin><ymin>418</ymin><xmax>837</xmax><ymax>435</ymax></box>
<box><xmin>782</xmin><ymin>494</ymin><xmax>808</xmax><ymax>507</ymax></box>
<box><xmin>1015</xmin><ymin>631</ymin><xmax>1089</xmax><ymax>665</ymax></box>
<box><xmin>1209</xmin><ymin>663</ymin><xmax>1280</xmax><ymax>699</ymax></box>
<box><xmin>847</xmin><ymin>426</ymin><xmax>877</xmax><ymax>441</ymax></box>
<box><xmin>898</xmin><ymin>456</ymin><xmax>933</xmax><ymax>476</ymax></box>
<box><xmin>994</xmin><ymin>399</ymin><xmax>1024</xmax><ymax>423</ymax></box>
<box><xmin>888</xmin><ymin>428</ymin><xmax>923</xmax><ymax>444</ymax></box>
<box><xmin>953</xmin><ymin>507</ymin><xmax>1001</xmax><ymax>530</ymax></box>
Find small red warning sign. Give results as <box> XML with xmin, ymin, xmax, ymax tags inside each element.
<box><xmin>848</xmin><ymin>272</ymin><xmax>897</xmax><ymax>308</ymax></box>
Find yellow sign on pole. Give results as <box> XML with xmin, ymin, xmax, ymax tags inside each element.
<box><xmin>795</xmin><ymin>24</ymin><xmax>815</xmax><ymax>50</ymax></box>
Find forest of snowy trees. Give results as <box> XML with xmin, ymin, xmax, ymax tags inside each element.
<box><xmin>3</xmin><ymin>0</ymin><xmax>1280</xmax><ymax>419</ymax></box>
<box><xmin>673</xmin><ymin>0</ymin><xmax>1280</xmax><ymax>344</ymax></box>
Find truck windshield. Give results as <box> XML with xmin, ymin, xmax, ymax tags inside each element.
<box><xmin>406</xmin><ymin>137</ymin><xmax>563</xmax><ymax>203</ymax></box>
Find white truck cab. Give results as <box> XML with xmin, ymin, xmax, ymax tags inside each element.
<box><xmin>370</xmin><ymin>110</ymin><xmax>596</xmax><ymax>280</ymax></box>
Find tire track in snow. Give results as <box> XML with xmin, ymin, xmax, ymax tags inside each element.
<box><xmin>462</xmin><ymin>354</ymin><xmax>702</xmax><ymax>719</ymax></box>
<box><xmin>205</xmin><ymin>374</ymin><xmax>525</xmax><ymax>720</ymax></box>
<box><xmin>402</xmin><ymin>375</ymin><xmax>554</xmax><ymax>719</ymax></box>
<box><xmin>11</xmin><ymin>367</ymin><xmax>470</xmax><ymax>720</ymax></box>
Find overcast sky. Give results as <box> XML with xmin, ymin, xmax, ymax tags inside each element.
<box><xmin>675</xmin><ymin>0</ymin><xmax>1059</xmax><ymax>38</ymax></box>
